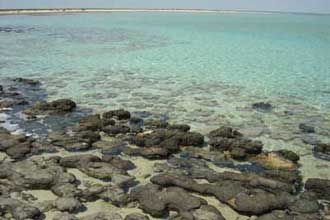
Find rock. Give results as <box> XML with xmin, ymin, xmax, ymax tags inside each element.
<box><xmin>209</xmin><ymin>127</ymin><xmax>243</xmax><ymax>139</ymax></box>
<box><xmin>0</xmin><ymin>197</ymin><xmax>41</xmax><ymax>220</ymax></box>
<box><xmin>192</xmin><ymin>205</ymin><xmax>225</xmax><ymax>220</ymax></box>
<box><xmin>150</xmin><ymin>173</ymin><xmax>293</xmax><ymax>215</ymax></box>
<box><xmin>144</xmin><ymin>119</ymin><xmax>169</xmax><ymax>129</ymax></box>
<box><xmin>209</xmin><ymin>127</ymin><xmax>263</xmax><ymax>160</ymax></box>
<box><xmin>252</xmin><ymin>102</ymin><xmax>273</xmax><ymax>112</ymax></box>
<box><xmin>305</xmin><ymin>178</ymin><xmax>330</xmax><ymax>200</ymax></box>
<box><xmin>49</xmin><ymin>131</ymin><xmax>92</xmax><ymax>151</ymax></box>
<box><xmin>93</xmin><ymin>140</ymin><xmax>127</xmax><ymax>155</ymax></box>
<box><xmin>79</xmin><ymin>161</ymin><xmax>127</xmax><ymax>181</ymax></box>
<box><xmin>51</xmin><ymin>183</ymin><xmax>82</xmax><ymax>197</ymax></box>
<box><xmin>1</xmin><ymin>158</ymin><xmax>77</xmax><ymax>190</ymax></box>
<box><xmin>299</xmin><ymin>123</ymin><xmax>315</xmax><ymax>133</ymax></box>
<box><xmin>103</xmin><ymin>109</ymin><xmax>131</xmax><ymax>120</ymax></box>
<box><xmin>102</xmin><ymin>155</ymin><xmax>136</xmax><ymax>171</ymax></box>
<box><xmin>255</xmin><ymin>210</ymin><xmax>293</xmax><ymax>220</ymax></box>
<box><xmin>0</xmin><ymin>132</ymin><xmax>34</xmax><ymax>160</ymax></box>
<box><xmin>54</xmin><ymin>197</ymin><xmax>82</xmax><ymax>213</ymax></box>
<box><xmin>53</xmin><ymin>212</ymin><xmax>78</xmax><ymax>220</ymax></box>
<box><xmin>94</xmin><ymin>185</ymin><xmax>130</xmax><ymax>206</ymax></box>
<box><xmin>288</xmin><ymin>192</ymin><xmax>320</xmax><ymax>214</ymax></box>
<box><xmin>130</xmin><ymin>184</ymin><xmax>205</xmax><ymax>217</ymax></box>
<box><xmin>124</xmin><ymin>147</ymin><xmax>169</xmax><ymax>159</ymax></box>
<box><xmin>78</xmin><ymin>114</ymin><xmax>102</xmax><ymax>131</ymax></box>
<box><xmin>79</xmin><ymin>212</ymin><xmax>123</xmax><ymax>220</ymax></box>
<box><xmin>313</xmin><ymin>143</ymin><xmax>330</xmax><ymax>160</ymax></box>
<box><xmin>102</xmin><ymin>125</ymin><xmax>131</xmax><ymax>135</ymax></box>
<box><xmin>230</xmin><ymin>190</ymin><xmax>292</xmax><ymax>215</ymax></box>
<box><xmin>24</xmin><ymin>99</ymin><xmax>76</xmax><ymax>115</ymax></box>
<box><xmin>12</xmin><ymin>78</ymin><xmax>40</xmax><ymax>86</ymax></box>
<box><xmin>124</xmin><ymin>213</ymin><xmax>150</xmax><ymax>220</ymax></box>
<box><xmin>276</xmin><ymin>150</ymin><xmax>300</xmax><ymax>163</ymax></box>
<box><xmin>59</xmin><ymin>154</ymin><xmax>100</xmax><ymax>168</ymax></box>
<box><xmin>167</xmin><ymin>124</ymin><xmax>191</xmax><ymax>132</ymax></box>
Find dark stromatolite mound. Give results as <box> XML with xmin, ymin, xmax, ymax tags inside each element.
<box><xmin>12</xmin><ymin>77</ymin><xmax>40</xmax><ymax>86</ymax></box>
<box><xmin>59</xmin><ymin>154</ymin><xmax>136</xmax><ymax>188</ymax></box>
<box><xmin>103</xmin><ymin>109</ymin><xmax>131</xmax><ymax>120</ymax></box>
<box><xmin>208</xmin><ymin>126</ymin><xmax>263</xmax><ymax>160</ymax></box>
<box><xmin>130</xmin><ymin>183</ymin><xmax>224</xmax><ymax>219</ymax></box>
<box><xmin>313</xmin><ymin>143</ymin><xmax>330</xmax><ymax>161</ymax></box>
<box><xmin>48</xmin><ymin>130</ymin><xmax>100</xmax><ymax>152</ymax></box>
<box><xmin>150</xmin><ymin>173</ymin><xmax>297</xmax><ymax>216</ymax></box>
<box><xmin>24</xmin><ymin>99</ymin><xmax>76</xmax><ymax>115</ymax></box>
<box><xmin>305</xmin><ymin>178</ymin><xmax>330</xmax><ymax>201</ymax></box>
<box><xmin>252</xmin><ymin>102</ymin><xmax>273</xmax><ymax>112</ymax></box>
<box><xmin>299</xmin><ymin>123</ymin><xmax>315</xmax><ymax>133</ymax></box>
<box><xmin>0</xmin><ymin>197</ymin><xmax>42</xmax><ymax>220</ymax></box>
<box><xmin>0</xmin><ymin>127</ymin><xmax>56</xmax><ymax>160</ymax></box>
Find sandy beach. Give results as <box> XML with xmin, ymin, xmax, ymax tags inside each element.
<box><xmin>0</xmin><ymin>8</ymin><xmax>276</xmax><ymax>15</ymax></box>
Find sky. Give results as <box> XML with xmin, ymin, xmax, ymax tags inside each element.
<box><xmin>0</xmin><ymin>0</ymin><xmax>330</xmax><ymax>13</ymax></box>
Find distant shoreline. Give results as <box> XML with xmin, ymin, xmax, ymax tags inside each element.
<box><xmin>0</xmin><ymin>8</ymin><xmax>329</xmax><ymax>16</ymax></box>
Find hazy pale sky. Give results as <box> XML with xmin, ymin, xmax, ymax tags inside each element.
<box><xmin>0</xmin><ymin>0</ymin><xmax>330</xmax><ymax>13</ymax></box>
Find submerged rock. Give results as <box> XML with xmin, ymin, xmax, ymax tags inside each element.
<box><xmin>208</xmin><ymin>126</ymin><xmax>263</xmax><ymax>160</ymax></box>
<box><xmin>24</xmin><ymin>99</ymin><xmax>76</xmax><ymax>115</ymax></box>
<box><xmin>103</xmin><ymin>109</ymin><xmax>131</xmax><ymax>120</ymax></box>
<box><xmin>305</xmin><ymin>178</ymin><xmax>330</xmax><ymax>201</ymax></box>
<box><xmin>299</xmin><ymin>123</ymin><xmax>315</xmax><ymax>133</ymax></box>
<box><xmin>252</xmin><ymin>102</ymin><xmax>273</xmax><ymax>112</ymax></box>
<box><xmin>313</xmin><ymin>143</ymin><xmax>330</xmax><ymax>161</ymax></box>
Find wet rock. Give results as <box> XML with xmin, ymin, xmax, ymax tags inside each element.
<box><xmin>12</xmin><ymin>78</ymin><xmax>40</xmax><ymax>86</ymax></box>
<box><xmin>167</xmin><ymin>124</ymin><xmax>191</xmax><ymax>132</ymax></box>
<box><xmin>59</xmin><ymin>154</ymin><xmax>100</xmax><ymax>168</ymax></box>
<box><xmin>209</xmin><ymin>126</ymin><xmax>263</xmax><ymax>160</ymax></box>
<box><xmin>103</xmin><ymin>109</ymin><xmax>131</xmax><ymax>120</ymax></box>
<box><xmin>77</xmin><ymin>114</ymin><xmax>102</xmax><ymax>131</ymax></box>
<box><xmin>252</xmin><ymin>102</ymin><xmax>273</xmax><ymax>112</ymax></box>
<box><xmin>305</xmin><ymin>178</ymin><xmax>330</xmax><ymax>200</ymax></box>
<box><xmin>124</xmin><ymin>213</ymin><xmax>150</xmax><ymax>220</ymax></box>
<box><xmin>124</xmin><ymin>146</ymin><xmax>169</xmax><ymax>159</ymax></box>
<box><xmin>299</xmin><ymin>123</ymin><xmax>315</xmax><ymax>133</ymax></box>
<box><xmin>79</xmin><ymin>161</ymin><xmax>127</xmax><ymax>181</ymax></box>
<box><xmin>255</xmin><ymin>210</ymin><xmax>293</xmax><ymax>220</ymax></box>
<box><xmin>230</xmin><ymin>190</ymin><xmax>292</xmax><ymax>215</ymax></box>
<box><xmin>0</xmin><ymin>197</ymin><xmax>41</xmax><ymax>220</ymax></box>
<box><xmin>313</xmin><ymin>143</ymin><xmax>330</xmax><ymax>160</ymax></box>
<box><xmin>93</xmin><ymin>139</ymin><xmax>127</xmax><ymax>155</ymax></box>
<box><xmin>51</xmin><ymin>183</ymin><xmax>82</xmax><ymax>198</ymax></box>
<box><xmin>191</xmin><ymin>205</ymin><xmax>225</xmax><ymax>220</ymax></box>
<box><xmin>0</xmin><ymin>132</ymin><xmax>34</xmax><ymax>160</ymax></box>
<box><xmin>130</xmin><ymin>184</ymin><xmax>205</xmax><ymax>217</ymax></box>
<box><xmin>48</xmin><ymin>131</ymin><xmax>93</xmax><ymax>151</ymax></box>
<box><xmin>91</xmin><ymin>185</ymin><xmax>130</xmax><ymax>206</ymax></box>
<box><xmin>102</xmin><ymin>155</ymin><xmax>136</xmax><ymax>171</ymax></box>
<box><xmin>144</xmin><ymin>119</ymin><xmax>169</xmax><ymax>129</ymax></box>
<box><xmin>54</xmin><ymin>197</ymin><xmax>82</xmax><ymax>213</ymax></box>
<box><xmin>24</xmin><ymin>99</ymin><xmax>76</xmax><ymax>115</ymax></box>
<box><xmin>288</xmin><ymin>192</ymin><xmax>320</xmax><ymax>214</ymax></box>
<box><xmin>1</xmin><ymin>158</ymin><xmax>76</xmax><ymax>190</ymax></box>
<box><xmin>150</xmin><ymin>173</ymin><xmax>293</xmax><ymax>215</ymax></box>
<box><xmin>102</xmin><ymin>124</ymin><xmax>130</xmax><ymax>135</ymax></box>
<box><xmin>276</xmin><ymin>150</ymin><xmax>300</xmax><ymax>163</ymax></box>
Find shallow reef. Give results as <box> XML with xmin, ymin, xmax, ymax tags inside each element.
<box><xmin>0</xmin><ymin>78</ymin><xmax>330</xmax><ymax>220</ymax></box>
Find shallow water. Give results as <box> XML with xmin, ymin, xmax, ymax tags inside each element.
<box><xmin>1</xmin><ymin>12</ymin><xmax>330</xmax><ymax>178</ymax></box>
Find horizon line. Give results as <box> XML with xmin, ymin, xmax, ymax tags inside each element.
<box><xmin>0</xmin><ymin>8</ymin><xmax>329</xmax><ymax>16</ymax></box>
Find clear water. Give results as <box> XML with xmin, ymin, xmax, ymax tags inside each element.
<box><xmin>1</xmin><ymin>12</ymin><xmax>330</xmax><ymax>178</ymax></box>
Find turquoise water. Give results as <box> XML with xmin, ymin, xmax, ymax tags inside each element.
<box><xmin>1</xmin><ymin>12</ymin><xmax>330</xmax><ymax>178</ymax></box>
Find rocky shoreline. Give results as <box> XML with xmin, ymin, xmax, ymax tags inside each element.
<box><xmin>1</xmin><ymin>78</ymin><xmax>330</xmax><ymax>220</ymax></box>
